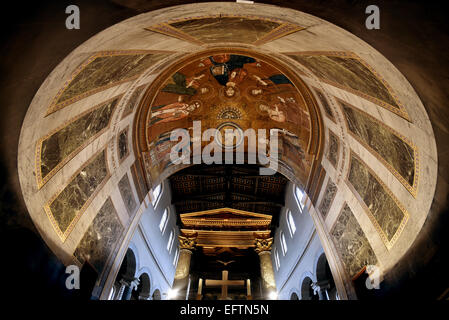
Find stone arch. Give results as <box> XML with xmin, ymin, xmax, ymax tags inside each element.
<box><xmin>288</xmin><ymin>288</ymin><xmax>300</xmax><ymax>300</ymax></box>
<box><xmin>133</xmin><ymin>272</ymin><xmax>151</xmax><ymax>300</ymax></box>
<box><xmin>314</xmin><ymin>250</ymin><xmax>327</xmax><ymax>283</ymax></box>
<box><xmin>300</xmin><ymin>276</ymin><xmax>317</xmax><ymax>300</ymax></box>
<box><xmin>118</xmin><ymin>248</ymin><xmax>137</xmax><ymax>282</ymax></box>
<box><xmin>152</xmin><ymin>288</ymin><xmax>162</xmax><ymax>300</ymax></box>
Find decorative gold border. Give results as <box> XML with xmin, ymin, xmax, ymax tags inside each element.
<box><xmin>327</xmin><ymin>129</ymin><xmax>340</xmax><ymax>169</ymax></box>
<box><xmin>145</xmin><ymin>23</ymin><xmax>205</xmax><ymax>45</ymax></box>
<box><xmin>146</xmin><ymin>14</ymin><xmax>304</xmax><ymax>46</ymax></box>
<box><xmin>346</xmin><ymin>150</ymin><xmax>409</xmax><ymax>250</ymax></box>
<box><xmin>283</xmin><ymin>51</ymin><xmax>410</xmax><ymax>121</ymax></box>
<box><xmin>43</xmin><ymin>147</ymin><xmax>111</xmax><ymax>243</ymax></box>
<box><xmin>180</xmin><ymin>207</ymin><xmax>273</xmax><ymax>219</ymax></box>
<box><xmin>117</xmin><ymin>125</ymin><xmax>130</xmax><ymax>165</ymax></box>
<box><xmin>337</xmin><ymin>97</ymin><xmax>419</xmax><ymax>197</ymax></box>
<box><xmin>253</xmin><ymin>23</ymin><xmax>304</xmax><ymax>46</ymax></box>
<box><xmin>46</xmin><ymin>50</ymin><xmax>174</xmax><ymax>116</ymax></box>
<box><xmin>330</xmin><ymin>202</ymin><xmax>379</xmax><ymax>278</ymax></box>
<box><xmin>318</xmin><ymin>176</ymin><xmax>338</xmax><ymax>218</ymax></box>
<box><xmin>35</xmin><ymin>95</ymin><xmax>121</xmax><ymax>189</ymax></box>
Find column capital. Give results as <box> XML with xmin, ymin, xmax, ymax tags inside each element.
<box><xmin>179</xmin><ymin>234</ymin><xmax>197</xmax><ymax>250</ymax></box>
<box><xmin>254</xmin><ymin>237</ymin><xmax>273</xmax><ymax>254</ymax></box>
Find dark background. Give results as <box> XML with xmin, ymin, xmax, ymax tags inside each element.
<box><xmin>0</xmin><ymin>0</ymin><xmax>448</xmax><ymax>300</ymax></box>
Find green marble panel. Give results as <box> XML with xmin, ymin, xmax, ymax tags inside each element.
<box><xmin>73</xmin><ymin>197</ymin><xmax>123</xmax><ymax>273</ymax></box>
<box><xmin>327</xmin><ymin>130</ymin><xmax>339</xmax><ymax>168</ymax></box>
<box><xmin>49</xmin><ymin>150</ymin><xmax>108</xmax><ymax>235</ymax></box>
<box><xmin>288</xmin><ymin>54</ymin><xmax>398</xmax><ymax>108</ymax></box>
<box><xmin>170</xmin><ymin>17</ymin><xmax>280</xmax><ymax>44</ymax></box>
<box><xmin>341</xmin><ymin>102</ymin><xmax>415</xmax><ymax>187</ymax></box>
<box><xmin>57</xmin><ymin>53</ymin><xmax>168</xmax><ymax>104</ymax></box>
<box><xmin>318</xmin><ymin>179</ymin><xmax>337</xmax><ymax>218</ymax></box>
<box><xmin>40</xmin><ymin>98</ymin><xmax>118</xmax><ymax>182</ymax></box>
<box><xmin>331</xmin><ymin>203</ymin><xmax>377</xmax><ymax>278</ymax></box>
<box><xmin>348</xmin><ymin>155</ymin><xmax>405</xmax><ymax>242</ymax></box>
<box><xmin>118</xmin><ymin>173</ymin><xmax>137</xmax><ymax>216</ymax></box>
<box><xmin>118</xmin><ymin>129</ymin><xmax>129</xmax><ymax>161</ymax></box>
<box><xmin>314</xmin><ymin>88</ymin><xmax>335</xmax><ymax>120</ymax></box>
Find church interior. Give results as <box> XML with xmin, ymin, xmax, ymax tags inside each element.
<box><xmin>1</xmin><ymin>0</ymin><xmax>449</xmax><ymax>303</ymax></box>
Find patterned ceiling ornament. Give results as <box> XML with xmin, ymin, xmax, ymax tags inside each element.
<box><xmin>254</xmin><ymin>237</ymin><xmax>274</xmax><ymax>253</ymax></box>
<box><xmin>217</xmin><ymin>107</ymin><xmax>243</xmax><ymax>120</ymax></box>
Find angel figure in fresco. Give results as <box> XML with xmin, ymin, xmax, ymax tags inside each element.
<box><xmin>259</xmin><ymin>103</ymin><xmax>286</xmax><ymax>122</ymax></box>
<box><xmin>150</xmin><ymin>97</ymin><xmax>200</xmax><ymax>125</ymax></box>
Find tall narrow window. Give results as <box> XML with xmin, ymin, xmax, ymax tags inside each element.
<box><xmin>295</xmin><ymin>186</ymin><xmax>305</xmax><ymax>211</ymax></box>
<box><xmin>274</xmin><ymin>248</ymin><xmax>281</xmax><ymax>271</ymax></box>
<box><xmin>173</xmin><ymin>249</ymin><xmax>179</xmax><ymax>266</ymax></box>
<box><xmin>280</xmin><ymin>232</ymin><xmax>288</xmax><ymax>256</ymax></box>
<box><xmin>167</xmin><ymin>229</ymin><xmax>175</xmax><ymax>252</ymax></box>
<box><xmin>287</xmin><ymin>210</ymin><xmax>296</xmax><ymax>237</ymax></box>
<box><xmin>152</xmin><ymin>184</ymin><xmax>162</xmax><ymax>207</ymax></box>
<box><xmin>159</xmin><ymin>208</ymin><xmax>168</xmax><ymax>234</ymax></box>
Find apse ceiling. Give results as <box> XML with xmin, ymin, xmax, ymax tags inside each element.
<box><xmin>138</xmin><ymin>49</ymin><xmax>321</xmax><ymax>191</ymax></box>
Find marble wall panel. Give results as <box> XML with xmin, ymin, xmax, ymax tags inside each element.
<box><xmin>148</xmin><ymin>15</ymin><xmax>303</xmax><ymax>46</ymax></box>
<box><xmin>170</xmin><ymin>17</ymin><xmax>280</xmax><ymax>44</ymax></box>
<box><xmin>287</xmin><ymin>52</ymin><xmax>408</xmax><ymax>119</ymax></box>
<box><xmin>73</xmin><ymin>197</ymin><xmax>124</xmax><ymax>274</ymax></box>
<box><xmin>348</xmin><ymin>153</ymin><xmax>408</xmax><ymax>248</ymax></box>
<box><xmin>48</xmin><ymin>52</ymin><xmax>170</xmax><ymax>114</ymax></box>
<box><xmin>327</xmin><ymin>130</ymin><xmax>339</xmax><ymax>168</ymax></box>
<box><xmin>318</xmin><ymin>178</ymin><xmax>337</xmax><ymax>218</ymax></box>
<box><xmin>313</xmin><ymin>87</ymin><xmax>335</xmax><ymax>121</ymax></box>
<box><xmin>340</xmin><ymin>100</ymin><xmax>417</xmax><ymax>196</ymax></box>
<box><xmin>117</xmin><ymin>126</ymin><xmax>129</xmax><ymax>163</ymax></box>
<box><xmin>331</xmin><ymin>203</ymin><xmax>378</xmax><ymax>278</ymax></box>
<box><xmin>45</xmin><ymin>149</ymin><xmax>109</xmax><ymax>241</ymax></box>
<box><xmin>118</xmin><ymin>173</ymin><xmax>138</xmax><ymax>217</ymax></box>
<box><xmin>37</xmin><ymin>97</ymin><xmax>118</xmax><ymax>188</ymax></box>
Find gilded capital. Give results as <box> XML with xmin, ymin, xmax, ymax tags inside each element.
<box><xmin>179</xmin><ymin>234</ymin><xmax>197</xmax><ymax>250</ymax></box>
<box><xmin>254</xmin><ymin>237</ymin><xmax>273</xmax><ymax>254</ymax></box>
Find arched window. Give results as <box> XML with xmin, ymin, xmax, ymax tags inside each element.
<box><xmin>287</xmin><ymin>210</ymin><xmax>296</xmax><ymax>237</ymax></box>
<box><xmin>173</xmin><ymin>249</ymin><xmax>179</xmax><ymax>266</ymax></box>
<box><xmin>274</xmin><ymin>247</ymin><xmax>281</xmax><ymax>271</ymax></box>
<box><xmin>167</xmin><ymin>229</ymin><xmax>175</xmax><ymax>253</ymax></box>
<box><xmin>159</xmin><ymin>208</ymin><xmax>169</xmax><ymax>234</ymax></box>
<box><xmin>295</xmin><ymin>186</ymin><xmax>305</xmax><ymax>211</ymax></box>
<box><xmin>280</xmin><ymin>232</ymin><xmax>288</xmax><ymax>256</ymax></box>
<box><xmin>152</xmin><ymin>184</ymin><xmax>162</xmax><ymax>207</ymax></box>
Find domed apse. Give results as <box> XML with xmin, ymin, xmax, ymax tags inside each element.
<box><xmin>16</xmin><ymin>3</ymin><xmax>439</xmax><ymax>300</ymax></box>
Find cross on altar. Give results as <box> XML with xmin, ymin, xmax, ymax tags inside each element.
<box><xmin>205</xmin><ymin>270</ymin><xmax>246</xmax><ymax>300</ymax></box>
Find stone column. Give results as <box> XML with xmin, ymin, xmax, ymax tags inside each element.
<box><xmin>172</xmin><ymin>234</ymin><xmax>197</xmax><ymax>299</ymax></box>
<box><xmin>115</xmin><ymin>282</ymin><xmax>126</xmax><ymax>300</ymax></box>
<box><xmin>311</xmin><ymin>280</ymin><xmax>330</xmax><ymax>300</ymax></box>
<box><xmin>121</xmin><ymin>278</ymin><xmax>140</xmax><ymax>300</ymax></box>
<box><xmin>254</xmin><ymin>237</ymin><xmax>276</xmax><ymax>295</ymax></box>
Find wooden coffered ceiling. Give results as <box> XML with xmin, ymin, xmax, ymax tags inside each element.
<box><xmin>169</xmin><ymin>164</ymin><xmax>288</xmax><ymax>228</ymax></box>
